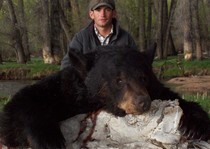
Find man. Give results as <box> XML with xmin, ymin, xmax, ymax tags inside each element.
<box><xmin>61</xmin><ymin>0</ymin><xmax>136</xmax><ymax>69</ymax></box>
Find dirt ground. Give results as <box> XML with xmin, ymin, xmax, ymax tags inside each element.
<box><xmin>167</xmin><ymin>75</ymin><xmax>210</xmax><ymax>93</ymax></box>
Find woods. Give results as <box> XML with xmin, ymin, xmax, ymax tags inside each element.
<box><xmin>0</xmin><ymin>0</ymin><xmax>210</xmax><ymax>64</ymax></box>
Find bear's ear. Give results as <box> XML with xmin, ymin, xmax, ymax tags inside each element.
<box><xmin>68</xmin><ymin>48</ymin><xmax>88</xmax><ymax>77</ymax></box>
<box><xmin>145</xmin><ymin>42</ymin><xmax>157</xmax><ymax>64</ymax></box>
<box><xmin>83</xmin><ymin>52</ymin><xmax>97</xmax><ymax>71</ymax></box>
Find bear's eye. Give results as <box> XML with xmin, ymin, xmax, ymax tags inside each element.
<box><xmin>140</xmin><ymin>76</ymin><xmax>147</xmax><ymax>84</ymax></box>
<box><xmin>115</xmin><ymin>78</ymin><xmax>125</xmax><ymax>87</ymax></box>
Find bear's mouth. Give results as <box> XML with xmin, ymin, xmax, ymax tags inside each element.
<box><xmin>123</xmin><ymin>108</ymin><xmax>146</xmax><ymax>115</ymax></box>
<box><xmin>117</xmin><ymin>97</ymin><xmax>151</xmax><ymax>115</ymax></box>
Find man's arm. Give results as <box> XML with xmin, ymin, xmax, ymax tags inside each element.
<box><xmin>60</xmin><ymin>34</ymin><xmax>83</xmax><ymax>69</ymax></box>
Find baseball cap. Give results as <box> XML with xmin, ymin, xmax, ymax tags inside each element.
<box><xmin>89</xmin><ymin>0</ymin><xmax>115</xmax><ymax>11</ymax></box>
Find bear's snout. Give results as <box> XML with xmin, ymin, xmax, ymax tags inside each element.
<box><xmin>135</xmin><ymin>95</ymin><xmax>151</xmax><ymax>112</ymax></box>
<box><xmin>118</xmin><ymin>95</ymin><xmax>151</xmax><ymax>115</ymax></box>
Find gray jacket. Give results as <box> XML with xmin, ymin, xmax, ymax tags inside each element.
<box><xmin>61</xmin><ymin>19</ymin><xmax>136</xmax><ymax>69</ymax></box>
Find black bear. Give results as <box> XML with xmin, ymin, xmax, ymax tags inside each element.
<box><xmin>0</xmin><ymin>49</ymin><xmax>103</xmax><ymax>149</ymax></box>
<box><xmin>0</xmin><ymin>45</ymin><xmax>209</xmax><ymax>149</ymax></box>
<box><xmin>85</xmin><ymin>45</ymin><xmax>210</xmax><ymax>141</ymax></box>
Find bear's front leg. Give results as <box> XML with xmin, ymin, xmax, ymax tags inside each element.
<box><xmin>27</xmin><ymin>121</ymin><xmax>66</xmax><ymax>149</ymax></box>
<box><xmin>179</xmin><ymin>99</ymin><xmax>210</xmax><ymax>140</ymax></box>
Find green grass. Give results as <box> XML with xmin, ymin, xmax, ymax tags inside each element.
<box><xmin>1</xmin><ymin>58</ymin><xmax>60</xmax><ymax>79</ymax></box>
<box><xmin>1</xmin><ymin>58</ymin><xmax>60</xmax><ymax>71</ymax></box>
<box><xmin>153</xmin><ymin>57</ymin><xmax>210</xmax><ymax>79</ymax></box>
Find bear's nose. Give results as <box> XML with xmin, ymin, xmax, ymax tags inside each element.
<box><xmin>135</xmin><ymin>96</ymin><xmax>151</xmax><ymax>112</ymax></box>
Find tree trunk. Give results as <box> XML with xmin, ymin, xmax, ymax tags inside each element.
<box><xmin>41</xmin><ymin>0</ymin><xmax>54</xmax><ymax>64</ymax></box>
<box><xmin>161</xmin><ymin>0</ymin><xmax>168</xmax><ymax>58</ymax></box>
<box><xmin>146</xmin><ymin>0</ymin><xmax>152</xmax><ymax>48</ymax></box>
<box><xmin>183</xmin><ymin>0</ymin><xmax>193</xmax><ymax>60</ymax></box>
<box><xmin>18</xmin><ymin>0</ymin><xmax>30</xmax><ymax>61</ymax></box>
<box><xmin>192</xmin><ymin>0</ymin><xmax>202</xmax><ymax>60</ymax></box>
<box><xmin>59</xmin><ymin>4</ymin><xmax>72</xmax><ymax>43</ymax></box>
<box><xmin>0</xmin><ymin>0</ymin><xmax>3</xmax><ymax>10</ymax></box>
<box><xmin>168</xmin><ymin>32</ymin><xmax>177</xmax><ymax>55</ymax></box>
<box><xmin>50</xmin><ymin>0</ymin><xmax>62</xmax><ymax>64</ymax></box>
<box><xmin>70</xmin><ymin>0</ymin><xmax>81</xmax><ymax>31</ymax></box>
<box><xmin>201</xmin><ymin>0</ymin><xmax>210</xmax><ymax>57</ymax></box>
<box><xmin>163</xmin><ymin>0</ymin><xmax>177</xmax><ymax>58</ymax></box>
<box><xmin>156</xmin><ymin>0</ymin><xmax>164</xmax><ymax>59</ymax></box>
<box><xmin>0</xmin><ymin>53</ymin><xmax>2</xmax><ymax>64</ymax></box>
<box><xmin>6</xmin><ymin>0</ymin><xmax>26</xmax><ymax>64</ymax></box>
<box><xmin>138</xmin><ymin>0</ymin><xmax>146</xmax><ymax>52</ymax></box>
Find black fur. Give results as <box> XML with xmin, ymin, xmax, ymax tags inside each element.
<box><xmin>0</xmin><ymin>45</ymin><xmax>209</xmax><ymax>149</ymax></box>
<box><xmin>0</xmin><ymin>51</ymin><xmax>102</xmax><ymax>149</ymax></box>
<box><xmin>85</xmin><ymin>45</ymin><xmax>210</xmax><ymax>140</ymax></box>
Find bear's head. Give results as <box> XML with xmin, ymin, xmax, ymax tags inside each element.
<box><xmin>85</xmin><ymin>44</ymin><xmax>157</xmax><ymax>116</ymax></box>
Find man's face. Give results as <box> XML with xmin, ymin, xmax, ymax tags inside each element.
<box><xmin>89</xmin><ymin>6</ymin><xmax>116</xmax><ymax>28</ymax></box>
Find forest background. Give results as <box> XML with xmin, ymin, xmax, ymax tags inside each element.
<box><xmin>0</xmin><ymin>0</ymin><xmax>210</xmax><ymax>65</ymax></box>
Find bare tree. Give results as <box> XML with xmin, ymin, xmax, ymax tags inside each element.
<box><xmin>138</xmin><ymin>0</ymin><xmax>146</xmax><ymax>51</ymax></box>
<box><xmin>156</xmin><ymin>0</ymin><xmax>164</xmax><ymax>59</ymax></box>
<box><xmin>59</xmin><ymin>4</ymin><xmax>72</xmax><ymax>54</ymax></box>
<box><xmin>201</xmin><ymin>0</ymin><xmax>210</xmax><ymax>57</ymax></box>
<box><xmin>6</xmin><ymin>0</ymin><xmax>26</xmax><ymax>63</ymax></box>
<box><xmin>18</xmin><ymin>0</ymin><xmax>30</xmax><ymax>61</ymax></box>
<box><xmin>70</xmin><ymin>0</ymin><xmax>81</xmax><ymax>32</ymax></box>
<box><xmin>41</xmin><ymin>0</ymin><xmax>63</xmax><ymax>64</ymax></box>
<box><xmin>59</xmin><ymin>6</ymin><xmax>72</xmax><ymax>43</ymax></box>
<box><xmin>50</xmin><ymin>0</ymin><xmax>62</xmax><ymax>64</ymax></box>
<box><xmin>146</xmin><ymin>0</ymin><xmax>152</xmax><ymax>47</ymax></box>
<box><xmin>163</xmin><ymin>0</ymin><xmax>177</xmax><ymax>57</ymax></box>
<box><xmin>192</xmin><ymin>0</ymin><xmax>202</xmax><ymax>60</ymax></box>
<box><xmin>41</xmin><ymin>0</ymin><xmax>53</xmax><ymax>64</ymax></box>
<box><xmin>0</xmin><ymin>0</ymin><xmax>3</xmax><ymax>59</ymax></box>
<box><xmin>0</xmin><ymin>0</ymin><xmax>3</xmax><ymax>10</ymax></box>
<box><xmin>0</xmin><ymin>53</ymin><xmax>2</xmax><ymax>64</ymax></box>
<box><xmin>183</xmin><ymin>0</ymin><xmax>193</xmax><ymax>60</ymax></box>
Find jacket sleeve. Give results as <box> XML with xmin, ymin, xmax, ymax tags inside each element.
<box><xmin>128</xmin><ymin>33</ymin><xmax>137</xmax><ymax>49</ymax></box>
<box><xmin>60</xmin><ymin>33</ymin><xmax>83</xmax><ymax>69</ymax></box>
